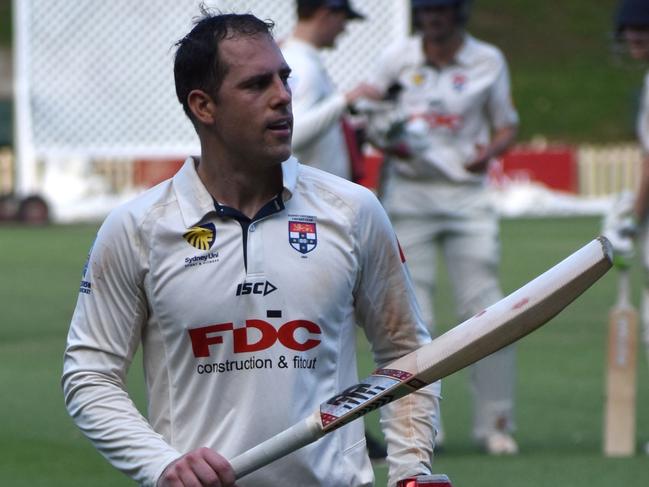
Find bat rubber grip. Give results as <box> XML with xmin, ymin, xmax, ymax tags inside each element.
<box><xmin>229</xmin><ymin>413</ymin><xmax>324</xmax><ymax>479</ymax></box>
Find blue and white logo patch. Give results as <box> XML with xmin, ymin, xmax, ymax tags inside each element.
<box><xmin>288</xmin><ymin>216</ymin><xmax>317</xmax><ymax>254</ymax></box>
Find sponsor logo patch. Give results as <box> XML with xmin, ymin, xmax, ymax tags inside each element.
<box><xmin>412</xmin><ymin>72</ymin><xmax>425</xmax><ymax>86</ymax></box>
<box><xmin>183</xmin><ymin>223</ymin><xmax>216</xmax><ymax>250</ymax></box>
<box><xmin>452</xmin><ymin>73</ymin><xmax>467</xmax><ymax>91</ymax></box>
<box><xmin>79</xmin><ymin>240</ymin><xmax>95</xmax><ymax>295</ymax></box>
<box><xmin>183</xmin><ymin>223</ymin><xmax>219</xmax><ymax>268</ymax></box>
<box><xmin>236</xmin><ymin>280</ymin><xmax>278</xmax><ymax>296</ymax></box>
<box><xmin>184</xmin><ymin>251</ymin><xmax>219</xmax><ymax>268</ymax></box>
<box><xmin>188</xmin><ymin>318</ymin><xmax>322</xmax><ymax>357</ymax></box>
<box><xmin>288</xmin><ymin>215</ymin><xmax>317</xmax><ymax>254</ymax></box>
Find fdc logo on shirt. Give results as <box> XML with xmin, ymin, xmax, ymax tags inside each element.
<box><xmin>188</xmin><ymin>319</ymin><xmax>322</xmax><ymax>357</ymax></box>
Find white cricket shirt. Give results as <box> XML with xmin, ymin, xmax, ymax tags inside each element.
<box><xmin>62</xmin><ymin>157</ymin><xmax>439</xmax><ymax>486</ymax></box>
<box><xmin>281</xmin><ymin>37</ymin><xmax>352</xmax><ymax>179</ymax></box>
<box><xmin>373</xmin><ymin>34</ymin><xmax>519</xmax><ymax>183</ymax></box>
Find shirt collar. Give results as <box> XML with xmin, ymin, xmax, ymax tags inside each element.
<box><xmin>454</xmin><ymin>34</ymin><xmax>477</xmax><ymax>66</ymax></box>
<box><xmin>173</xmin><ymin>156</ymin><xmax>299</xmax><ymax>229</ymax></box>
<box><xmin>283</xmin><ymin>36</ymin><xmax>321</xmax><ymax>59</ymax></box>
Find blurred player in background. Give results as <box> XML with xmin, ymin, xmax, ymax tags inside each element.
<box><xmin>62</xmin><ymin>9</ymin><xmax>440</xmax><ymax>487</ymax></box>
<box><xmin>281</xmin><ymin>0</ymin><xmax>381</xmax><ymax>180</ymax></box>
<box><xmin>611</xmin><ymin>0</ymin><xmax>649</xmax><ymax>456</ymax></box>
<box><xmin>368</xmin><ymin>0</ymin><xmax>519</xmax><ymax>455</ymax></box>
<box><xmin>281</xmin><ymin>0</ymin><xmax>387</xmax><ymax>459</ymax></box>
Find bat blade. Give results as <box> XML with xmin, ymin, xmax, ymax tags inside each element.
<box><xmin>603</xmin><ymin>269</ymin><xmax>638</xmax><ymax>457</ymax></box>
<box><xmin>230</xmin><ymin>237</ymin><xmax>613</xmax><ymax>478</ymax></box>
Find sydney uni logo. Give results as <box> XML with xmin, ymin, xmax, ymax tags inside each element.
<box><xmin>183</xmin><ymin>223</ymin><xmax>216</xmax><ymax>250</ymax></box>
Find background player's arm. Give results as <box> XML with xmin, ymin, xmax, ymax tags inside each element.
<box><xmin>286</xmin><ymin>54</ymin><xmax>380</xmax><ymax>151</ymax></box>
<box><xmin>465</xmin><ymin>124</ymin><xmax>518</xmax><ymax>174</ymax></box>
<box><xmin>465</xmin><ymin>50</ymin><xmax>519</xmax><ymax>174</ymax></box>
<box><xmin>633</xmin><ymin>152</ymin><xmax>649</xmax><ymax>223</ymax></box>
<box><xmin>352</xmin><ymin>188</ymin><xmax>439</xmax><ymax>485</ymax></box>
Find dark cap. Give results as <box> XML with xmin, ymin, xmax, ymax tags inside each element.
<box><xmin>412</xmin><ymin>0</ymin><xmax>464</xmax><ymax>8</ymax></box>
<box><xmin>299</xmin><ymin>0</ymin><xmax>366</xmax><ymax>20</ymax></box>
<box><xmin>616</xmin><ymin>0</ymin><xmax>649</xmax><ymax>32</ymax></box>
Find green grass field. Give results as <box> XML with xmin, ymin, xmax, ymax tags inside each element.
<box><xmin>468</xmin><ymin>0</ymin><xmax>645</xmax><ymax>144</ymax></box>
<box><xmin>1</xmin><ymin>217</ymin><xmax>648</xmax><ymax>486</ymax></box>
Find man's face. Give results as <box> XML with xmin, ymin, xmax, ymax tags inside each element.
<box><xmin>624</xmin><ymin>27</ymin><xmax>649</xmax><ymax>61</ymax></box>
<box><xmin>321</xmin><ymin>9</ymin><xmax>349</xmax><ymax>48</ymax></box>
<box><xmin>415</xmin><ymin>5</ymin><xmax>459</xmax><ymax>43</ymax></box>
<box><xmin>211</xmin><ymin>34</ymin><xmax>293</xmax><ymax>167</ymax></box>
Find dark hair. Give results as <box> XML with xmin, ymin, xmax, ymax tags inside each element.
<box><xmin>297</xmin><ymin>1</ymin><xmax>322</xmax><ymax>19</ymax></box>
<box><xmin>297</xmin><ymin>1</ymin><xmax>352</xmax><ymax>20</ymax></box>
<box><xmin>174</xmin><ymin>7</ymin><xmax>275</xmax><ymax>122</ymax></box>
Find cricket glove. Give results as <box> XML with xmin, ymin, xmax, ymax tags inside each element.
<box><xmin>357</xmin><ymin>99</ymin><xmax>429</xmax><ymax>158</ymax></box>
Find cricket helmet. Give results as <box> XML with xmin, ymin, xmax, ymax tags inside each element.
<box><xmin>615</xmin><ymin>0</ymin><xmax>649</xmax><ymax>33</ymax></box>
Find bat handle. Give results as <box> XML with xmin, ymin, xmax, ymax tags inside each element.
<box><xmin>229</xmin><ymin>412</ymin><xmax>324</xmax><ymax>479</ymax></box>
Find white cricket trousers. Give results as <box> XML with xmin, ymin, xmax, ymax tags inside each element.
<box><xmin>382</xmin><ymin>174</ymin><xmax>516</xmax><ymax>441</ymax></box>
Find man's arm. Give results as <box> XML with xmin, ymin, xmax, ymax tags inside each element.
<box><xmin>62</xmin><ymin>209</ymin><xmax>183</xmax><ymax>486</ymax></box>
<box><xmin>351</xmin><ymin>188</ymin><xmax>439</xmax><ymax>486</ymax></box>
<box><xmin>284</xmin><ymin>46</ymin><xmax>380</xmax><ymax>151</ymax></box>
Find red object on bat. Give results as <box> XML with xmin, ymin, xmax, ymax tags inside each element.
<box><xmin>397</xmin><ymin>474</ymin><xmax>453</xmax><ymax>487</ymax></box>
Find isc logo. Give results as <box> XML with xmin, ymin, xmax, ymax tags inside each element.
<box><xmin>189</xmin><ymin>319</ymin><xmax>321</xmax><ymax>357</ymax></box>
<box><xmin>236</xmin><ymin>281</ymin><xmax>277</xmax><ymax>296</ymax></box>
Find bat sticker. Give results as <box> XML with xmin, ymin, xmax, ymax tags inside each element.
<box><xmin>320</xmin><ymin>374</ymin><xmax>401</xmax><ymax>427</ymax></box>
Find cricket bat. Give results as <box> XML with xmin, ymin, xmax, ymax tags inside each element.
<box><xmin>230</xmin><ymin>237</ymin><xmax>613</xmax><ymax>478</ymax></box>
<box><xmin>603</xmin><ymin>268</ymin><xmax>638</xmax><ymax>456</ymax></box>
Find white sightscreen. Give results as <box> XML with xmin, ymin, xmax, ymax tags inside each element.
<box><xmin>14</xmin><ymin>0</ymin><xmax>409</xmax><ymax>176</ymax></box>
